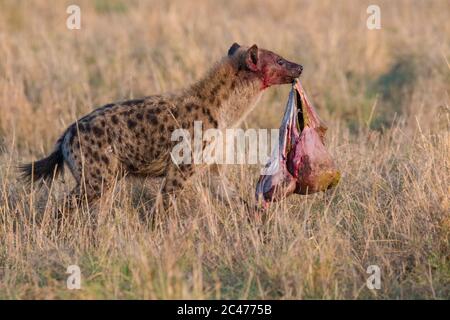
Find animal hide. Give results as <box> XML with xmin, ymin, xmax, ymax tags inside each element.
<box><xmin>256</xmin><ymin>80</ymin><xmax>340</xmax><ymax>207</ymax></box>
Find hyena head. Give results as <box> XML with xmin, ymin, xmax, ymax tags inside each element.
<box><xmin>228</xmin><ymin>42</ymin><xmax>303</xmax><ymax>88</ymax></box>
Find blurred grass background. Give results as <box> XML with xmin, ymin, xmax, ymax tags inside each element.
<box><xmin>0</xmin><ymin>0</ymin><xmax>449</xmax><ymax>299</ymax></box>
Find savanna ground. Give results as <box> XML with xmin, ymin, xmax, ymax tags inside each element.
<box><xmin>0</xmin><ymin>0</ymin><xmax>449</xmax><ymax>299</ymax></box>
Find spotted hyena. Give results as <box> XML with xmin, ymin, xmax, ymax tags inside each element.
<box><xmin>20</xmin><ymin>43</ymin><xmax>303</xmax><ymax>210</ymax></box>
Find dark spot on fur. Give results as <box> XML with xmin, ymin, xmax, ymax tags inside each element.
<box><xmin>136</xmin><ymin>112</ymin><xmax>143</xmax><ymax>120</ymax></box>
<box><xmin>101</xmin><ymin>155</ymin><xmax>109</xmax><ymax>165</ymax></box>
<box><xmin>127</xmin><ymin>119</ymin><xmax>137</xmax><ymax>129</ymax></box>
<box><xmin>186</xmin><ymin>103</ymin><xmax>200</xmax><ymax>113</ymax></box>
<box><xmin>78</xmin><ymin>122</ymin><xmax>91</xmax><ymax>133</ymax></box>
<box><xmin>179</xmin><ymin>164</ymin><xmax>192</xmax><ymax>173</ymax></box>
<box><xmin>93</xmin><ymin>151</ymin><xmax>100</xmax><ymax>161</ymax></box>
<box><xmin>202</xmin><ymin>108</ymin><xmax>218</xmax><ymax>127</ymax></box>
<box><xmin>230</xmin><ymin>80</ymin><xmax>236</xmax><ymax>90</ymax></box>
<box><xmin>92</xmin><ymin>126</ymin><xmax>104</xmax><ymax>137</ymax></box>
<box><xmin>111</xmin><ymin>115</ymin><xmax>119</xmax><ymax>124</ymax></box>
<box><xmin>196</xmin><ymin>92</ymin><xmax>204</xmax><ymax>100</ymax></box>
<box><xmin>147</xmin><ymin>113</ymin><xmax>158</xmax><ymax>125</ymax></box>
<box><xmin>211</xmin><ymin>84</ymin><xmax>221</xmax><ymax>95</ymax></box>
<box><xmin>172</xmin><ymin>180</ymin><xmax>181</xmax><ymax>188</ymax></box>
<box><xmin>128</xmin><ymin>163</ymin><xmax>138</xmax><ymax>172</ymax></box>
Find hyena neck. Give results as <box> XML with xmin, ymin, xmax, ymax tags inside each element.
<box><xmin>187</xmin><ymin>58</ymin><xmax>264</xmax><ymax>128</ymax></box>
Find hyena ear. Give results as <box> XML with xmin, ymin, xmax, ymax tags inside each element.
<box><xmin>245</xmin><ymin>44</ymin><xmax>259</xmax><ymax>71</ymax></box>
<box><xmin>228</xmin><ymin>42</ymin><xmax>241</xmax><ymax>56</ymax></box>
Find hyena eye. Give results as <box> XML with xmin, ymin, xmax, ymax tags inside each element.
<box><xmin>277</xmin><ymin>58</ymin><xmax>284</xmax><ymax>66</ymax></box>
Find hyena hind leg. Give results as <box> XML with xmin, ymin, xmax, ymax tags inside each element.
<box><xmin>63</xmin><ymin>145</ymin><xmax>122</xmax><ymax>210</ymax></box>
<box><xmin>56</xmin><ymin>181</ymin><xmax>114</xmax><ymax>227</ymax></box>
<box><xmin>64</xmin><ymin>184</ymin><xmax>101</xmax><ymax>210</ymax></box>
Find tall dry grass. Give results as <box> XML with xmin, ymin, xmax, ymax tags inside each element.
<box><xmin>0</xmin><ymin>0</ymin><xmax>449</xmax><ymax>299</ymax></box>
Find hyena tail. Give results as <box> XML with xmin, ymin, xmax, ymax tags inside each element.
<box><xmin>19</xmin><ymin>140</ymin><xmax>65</xmax><ymax>184</ymax></box>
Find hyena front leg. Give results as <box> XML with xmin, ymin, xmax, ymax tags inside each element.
<box><xmin>156</xmin><ymin>163</ymin><xmax>195</xmax><ymax>212</ymax></box>
<box><xmin>207</xmin><ymin>164</ymin><xmax>250</xmax><ymax>209</ymax></box>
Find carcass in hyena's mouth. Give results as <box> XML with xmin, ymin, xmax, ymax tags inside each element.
<box><xmin>256</xmin><ymin>79</ymin><xmax>340</xmax><ymax>207</ymax></box>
